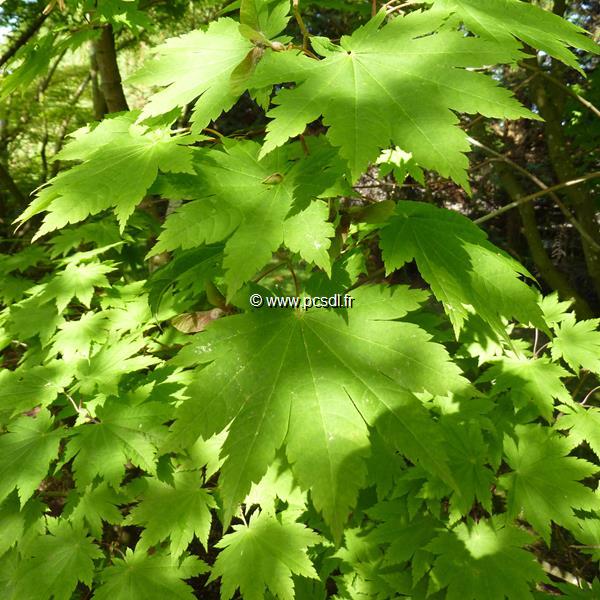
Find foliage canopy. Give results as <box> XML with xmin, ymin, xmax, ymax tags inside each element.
<box><xmin>0</xmin><ymin>0</ymin><xmax>599</xmax><ymax>598</ymax></box>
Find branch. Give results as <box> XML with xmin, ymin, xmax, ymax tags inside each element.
<box><xmin>50</xmin><ymin>73</ymin><xmax>92</xmax><ymax>177</ymax></box>
<box><xmin>0</xmin><ymin>160</ymin><xmax>27</xmax><ymax>206</ymax></box>
<box><xmin>0</xmin><ymin>12</ymin><xmax>49</xmax><ymax>69</ymax></box>
<box><xmin>292</xmin><ymin>0</ymin><xmax>310</xmax><ymax>51</ymax></box>
<box><xmin>520</xmin><ymin>61</ymin><xmax>600</xmax><ymax>119</ymax></box>
<box><xmin>468</xmin><ymin>136</ymin><xmax>600</xmax><ymax>252</ymax></box>
<box><xmin>475</xmin><ymin>173</ymin><xmax>600</xmax><ymax>225</ymax></box>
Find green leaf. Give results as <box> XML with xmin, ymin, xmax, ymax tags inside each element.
<box><xmin>260</xmin><ymin>8</ymin><xmax>532</xmax><ymax>183</ymax></box>
<box><xmin>479</xmin><ymin>357</ymin><xmax>572</xmax><ymax>421</ymax></box>
<box><xmin>569</xmin><ymin>517</ymin><xmax>600</xmax><ymax>563</ymax></box>
<box><xmin>551</xmin><ymin>315</ymin><xmax>600</xmax><ymax>375</ymax></box>
<box><xmin>443</xmin><ymin>421</ymin><xmax>495</xmax><ymax>514</ymax></box>
<box><xmin>0</xmin><ymin>362</ymin><xmax>72</xmax><ymax>422</ymax></box>
<box><xmin>126</xmin><ymin>471</ymin><xmax>216</xmax><ymax>557</ymax></box>
<box><xmin>427</xmin><ymin>517</ymin><xmax>546</xmax><ymax>599</ymax></box>
<box><xmin>65</xmin><ymin>400</ymin><xmax>169</xmax><ymax>488</ymax></box>
<box><xmin>245</xmin><ymin>457</ymin><xmax>307</xmax><ymax>517</ymax></box>
<box><xmin>63</xmin><ymin>482</ymin><xmax>124</xmax><ymax>538</ymax></box>
<box><xmin>50</xmin><ymin>312</ymin><xmax>109</xmax><ymax>362</ymax></box>
<box><xmin>0</xmin><ymin>494</ymin><xmax>45</xmax><ymax>558</ymax></box>
<box><xmin>210</xmin><ymin>511</ymin><xmax>320</xmax><ymax>600</ymax></box>
<box><xmin>128</xmin><ymin>18</ymin><xmax>253</xmax><ymax>130</ymax></box>
<box><xmin>0</xmin><ymin>410</ymin><xmax>62</xmax><ymax>506</ymax></box>
<box><xmin>18</xmin><ymin>114</ymin><xmax>194</xmax><ymax>236</ymax></box>
<box><xmin>429</xmin><ymin>0</ymin><xmax>599</xmax><ymax>71</ymax></box>
<box><xmin>557</xmin><ymin>405</ymin><xmax>600</xmax><ymax>460</ymax></box>
<box><xmin>334</xmin><ymin>522</ymin><xmax>413</xmax><ymax>598</ymax></box>
<box><xmin>537</xmin><ymin>579</ymin><xmax>600</xmax><ymax>599</ymax></box>
<box><xmin>538</xmin><ymin>292</ymin><xmax>573</xmax><ymax>327</ymax></box>
<box><xmin>146</xmin><ymin>246</ymin><xmax>223</xmax><ymax>315</ymax></box>
<box><xmin>16</xmin><ymin>519</ymin><xmax>102</xmax><ymax>600</ymax></box>
<box><xmin>7</xmin><ymin>297</ymin><xmax>62</xmax><ymax>344</ymax></box>
<box><xmin>367</xmin><ymin>500</ymin><xmax>439</xmax><ymax>565</ymax></box>
<box><xmin>75</xmin><ymin>336</ymin><xmax>159</xmax><ymax>396</ymax></box>
<box><xmin>170</xmin><ymin>285</ymin><xmax>469</xmax><ymax>537</ymax></box>
<box><xmin>500</xmin><ymin>424</ymin><xmax>599</xmax><ymax>542</ymax></box>
<box><xmin>379</xmin><ymin>202</ymin><xmax>544</xmax><ymax>336</ymax></box>
<box><xmin>240</xmin><ymin>0</ymin><xmax>291</xmax><ymax>38</ymax></box>
<box><xmin>43</xmin><ymin>261</ymin><xmax>115</xmax><ymax>313</ymax></box>
<box><xmin>48</xmin><ymin>221</ymin><xmax>122</xmax><ymax>258</ymax></box>
<box><xmin>94</xmin><ymin>548</ymin><xmax>206</xmax><ymax>600</ymax></box>
<box><xmin>152</xmin><ymin>140</ymin><xmax>340</xmax><ymax>296</ymax></box>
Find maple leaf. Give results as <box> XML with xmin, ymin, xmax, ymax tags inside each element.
<box><xmin>557</xmin><ymin>405</ymin><xmax>600</xmax><ymax>460</ymax></box>
<box><xmin>210</xmin><ymin>511</ymin><xmax>320</xmax><ymax>600</ymax></box>
<box><xmin>129</xmin><ymin>18</ymin><xmax>253</xmax><ymax>130</ymax></box>
<box><xmin>443</xmin><ymin>421</ymin><xmax>495</xmax><ymax>514</ymax></box>
<box><xmin>7</xmin><ymin>296</ymin><xmax>62</xmax><ymax>344</ymax></box>
<box><xmin>427</xmin><ymin>517</ymin><xmax>547</xmax><ymax>599</ymax></box>
<box><xmin>0</xmin><ymin>361</ymin><xmax>72</xmax><ymax>421</ymax></box>
<box><xmin>93</xmin><ymin>548</ymin><xmax>206</xmax><ymax>600</ymax></box>
<box><xmin>170</xmin><ymin>286</ymin><xmax>469</xmax><ymax>537</ymax></box>
<box><xmin>126</xmin><ymin>471</ymin><xmax>216</xmax><ymax>558</ymax></box>
<box><xmin>569</xmin><ymin>517</ymin><xmax>600</xmax><ymax>564</ymax></box>
<box><xmin>551</xmin><ymin>315</ymin><xmax>600</xmax><ymax>375</ymax></box>
<box><xmin>379</xmin><ymin>202</ymin><xmax>544</xmax><ymax>336</ymax></box>
<box><xmin>366</xmin><ymin>500</ymin><xmax>440</xmax><ymax>565</ymax></box>
<box><xmin>50</xmin><ymin>312</ymin><xmax>109</xmax><ymax>362</ymax></box>
<box><xmin>152</xmin><ymin>140</ymin><xmax>341</xmax><ymax>296</ymax></box>
<box><xmin>0</xmin><ymin>410</ymin><xmax>63</xmax><ymax>506</ymax></box>
<box><xmin>42</xmin><ymin>261</ymin><xmax>115</xmax><ymax>313</ymax></box>
<box><xmin>64</xmin><ymin>400</ymin><xmax>170</xmax><ymax>488</ymax></box>
<box><xmin>0</xmin><ymin>494</ymin><xmax>44</xmax><ymax>558</ymax></box>
<box><xmin>429</xmin><ymin>0</ymin><xmax>599</xmax><ymax>71</ymax></box>
<box><xmin>74</xmin><ymin>335</ymin><xmax>159</xmax><ymax>396</ymax></box>
<box><xmin>48</xmin><ymin>221</ymin><xmax>122</xmax><ymax>258</ymax></box>
<box><xmin>538</xmin><ymin>292</ymin><xmax>574</xmax><ymax>327</ymax></box>
<box><xmin>240</xmin><ymin>0</ymin><xmax>291</xmax><ymax>39</ymax></box>
<box><xmin>17</xmin><ymin>113</ymin><xmax>195</xmax><ymax>237</ymax></box>
<box><xmin>146</xmin><ymin>246</ymin><xmax>223</xmax><ymax>315</ymax></box>
<box><xmin>500</xmin><ymin>424</ymin><xmax>599</xmax><ymax>542</ymax></box>
<box><xmin>333</xmin><ymin>523</ymin><xmax>413</xmax><ymax>598</ymax></box>
<box><xmin>537</xmin><ymin>579</ymin><xmax>600</xmax><ymax>599</ymax></box>
<box><xmin>258</xmin><ymin>9</ymin><xmax>533</xmax><ymax>184</ymax></box>
<box><xmin>245</xmin><ymin>457</ymin><xmax>307</xmax><ymax>517</ymax></box>
<box><xmin>15</xmin><ymin>520</ymin><xmax>102</xmax><ymax>600</ymax></box>
<box><xmin>479</xmin><ymin>357</ymin><xmax>572</xmax><ymax>421</ymax></box>
<box><xmin>63</xmin><ymin>482</ymin><xmax>124</xmax><ymax>538</ymax></box>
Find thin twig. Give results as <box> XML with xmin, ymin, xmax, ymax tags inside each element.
<box><xmin>475</xmin><ymin>172</ymin><xmax>600</xmax><ymax>231</ymax></box>
<box><xmin>469</xmin><ymin>137</ymin><xmax>600</xmax><ymax>252</ymax></box>
<box><xmin>252</xmin><ymin>261</ymin><xmax>287</xmax><ymax>283</ymax></box>
<box><xmin>292</xmin><ymin>0</ymin><xmax>310</xmax><ymax>51</ymax></box>
<box><xmin>64</xmin><ymin>389</ymin><xmax>98</xmax><ymax>423</ymax></box>
<box><xmin>521</xmin><ymin>61</ymin><xmax>600</xmax><ymax>119</ymax></box>
<box><xmin>288</xmin><ymin>263</ymin><xmax>300</xmax><ymax>296</ymax></box>
<box><xmin>581</xmin><ymin>385</ymin><xmax>600</xmax><ymax>406</ymax></box>
<box><xmin>0</xmin><ymin>12</ymin><xmax>48</xmax><ymax>68</ymax></box>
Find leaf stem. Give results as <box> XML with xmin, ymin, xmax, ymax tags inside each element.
<box><xmin>581</xmin><ymin>385</ymin><xmax>600</xmax><ymax>406</ymax></box>
<box><xmin>292</xmin><ymin>0</ymin><xmax>310</xmax><ymax>51</ymax></box>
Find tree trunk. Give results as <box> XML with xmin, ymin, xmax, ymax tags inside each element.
<box><xmin>93</xmin><ymin>24</ymin><xmax>129</xmax><ymax>113</ymax></box>
<box><xmin>0</xmin><ymin>161</ymin><xmax>27</xmax><ymax>216</ymax></box>
<box><xmin>527</xmin><ymin>64</ymin><xmax>600</xmax><ymax>302</ymax></box>
<box><xmin>496</xmin><ymin>164</ymin><xmax>593</xmax><ymax>318</ymax></box>
<box><xmin>90</xmin><ymin>45</ymin><xmax>109</xmax><ymax>120</ymax></box>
